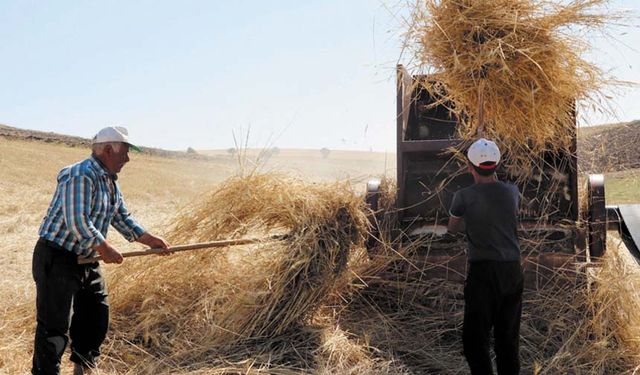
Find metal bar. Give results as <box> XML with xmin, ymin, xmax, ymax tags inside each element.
<box><xmin>77</xmin><ymin>235</ymin><xmax>284</xmax><ymax>264</ymax></box>
<box><xmin>397</xmin><ymin>139</ymin><xmax>462</xmax><ymax>153</ymax></box>
<box><xmin>606</xmin><ymin>206</ymin><xmax>621</xmax><ymax>231</ymax></box>
<box><xmin>569</xmin><ymin>103</ymin><xmax>579</xmax><ymax>222</ymax></box>
<box><xmin>397</xmin><ymin>64</ymin><xmax>409</xmax><ymax>219</ymax></box>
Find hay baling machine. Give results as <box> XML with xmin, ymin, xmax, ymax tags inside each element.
<box><xmin>365</xmin><ymin>65</ymin><xmax>640</xmax><ymax>287</ymax></box>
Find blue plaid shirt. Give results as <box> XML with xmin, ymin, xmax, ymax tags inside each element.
<box><xmin>38</xmin><ymin>156</ymin><xmax>146</xmax><ymax>256</ymax></box>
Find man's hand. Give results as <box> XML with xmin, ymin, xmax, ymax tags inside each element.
<box><xmin>137</xmin><ymin>232</ymin><xmax>172</xmax><ymax>255</ymax></box>
<box><xmin>95</xmin><ymin>241</ymin><xmax>124</xmax><ymax>264</ymax></box>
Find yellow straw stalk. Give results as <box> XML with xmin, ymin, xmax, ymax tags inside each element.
<box><xmin>405</xmin><ymin>0</ymin><xmax>617</xmax><ymax>170</ymax></box>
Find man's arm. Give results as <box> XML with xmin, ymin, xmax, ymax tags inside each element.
<box><xmin>61</xmin><ymin>175</ymin><xmax>105</xmax><ymax>250</ymax></box>
<box><xmin>94</xmin><ymin>240</ymin><xmax>124</xmax><ymax>264</ymax></box>
<box><xmin>60</xmin><ymin>175</ymin><xmax>124</xmax><ymax>263</ymax></box>
<box><xmin>136</xmin><ymin>232</ymin><xmax>171</xmax><ymax>251</ymax></box>
<box><xmin>112</xmin><ymin>197</ymin><xmax>171</xmax><ymax>253</ymax></box>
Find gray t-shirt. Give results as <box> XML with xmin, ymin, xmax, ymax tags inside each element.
<box><xmin>449</xmin><ymin>181</ymin><xmax>520</xmax><ymax>262</ymax></box>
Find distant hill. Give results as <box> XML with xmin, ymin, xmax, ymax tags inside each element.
<box><xmin>0</xmin><ymin>123</ymin><xmax>210</xmax><ymax>160</ymax></box>
<box><xmin>578</xmin><ymin>120</ymin><xmax>640</xmax><ymax>173</ymax></box>
<box><xmin>0</xmin><ymin>123</ymin><xmax>90</xmax><ymax>147</ymax></box>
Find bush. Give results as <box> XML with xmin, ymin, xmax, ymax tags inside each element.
<box><xmin>320</xmin><ymin>147</ymin><xmax>330</xmax><ymax>159</ymax></box>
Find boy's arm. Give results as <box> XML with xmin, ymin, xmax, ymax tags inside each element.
<box><xmin>448</xmin><ymin>191</ymin><xmax>465</xmax><ymax>233</ymax></box>
<box><xmin>447</xmin><ymin>215</ymin><xmax>463</xmax><ymax>233</ymax></box>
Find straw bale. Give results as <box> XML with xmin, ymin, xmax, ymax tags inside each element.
<box><xmin>405</xmin><ymin>0</ymin><xmax>618</xmax><ymax>171</ymax></box>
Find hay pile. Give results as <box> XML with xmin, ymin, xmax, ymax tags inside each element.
<box><xmin>102</xmin><ymin>173</ymin><xmax>375</xmax><ymax>373</ymax></box>
<box><xmin>405</xmin><ymin>0</ymin><xmax>618</xmax><ymax>171</ymax></box>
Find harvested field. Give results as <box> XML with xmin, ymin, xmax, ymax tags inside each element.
<box><xmin>577</xmin><ymin>121</ymin><xmax>640</xmax><ymax>204</ymax></box>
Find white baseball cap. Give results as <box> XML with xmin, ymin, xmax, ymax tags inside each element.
<box><xmin>467</xmin><ymin>138</ymin><xmax>500</xmax><ymax>169</ymax></box>
<box><xmin>92</xmin><ymin>126</ymin><xmax>140</xmax><ymax>151</ymax></box>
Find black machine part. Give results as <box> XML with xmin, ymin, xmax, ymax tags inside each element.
<box><xmin>588</xmin><ymin>174</ymin><xmax>606</xmax><ymax>258</ymax></box>
<box><xmin>365</xmin><ymin>179</ymin><xmax>382</xmax><ymax>251</ymax></box>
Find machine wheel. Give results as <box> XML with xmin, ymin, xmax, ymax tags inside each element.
<box><xmin>587</xmin><ymin>174</ymin><xmax>606</xmax><ymax>258</ymax></box>
<box><xmin>365</xmin><ymin>179</ymin><xmax>382</xmax><ymax>253</ymax></box>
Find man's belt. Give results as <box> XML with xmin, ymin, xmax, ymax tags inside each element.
<box><xmin>37</xmin><ymin>237</ymin><xmax>73</xmax><ymax>253</ymax></box>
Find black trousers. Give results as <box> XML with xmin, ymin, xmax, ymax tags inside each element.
<box><xmin>463</xmin><ymin>261</ymin><xmax>524</xmax><ymax>375</ymax></box>
<box><xmin>31</xmin><ymin>239</ymin><xmax>109</xmax><ymax>375</ymax></box>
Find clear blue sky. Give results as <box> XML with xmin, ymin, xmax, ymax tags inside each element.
<box><xmin>1</xmin><ymin>1</ymin><xmax>638</xmax><ymax>152</ymax></box>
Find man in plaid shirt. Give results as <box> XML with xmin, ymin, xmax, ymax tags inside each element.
<box><xmin>32</xmin><ymin>126</ymin><xmax>171</xmax><ymax>375</ymax></box>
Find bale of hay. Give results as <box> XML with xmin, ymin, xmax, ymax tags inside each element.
<box><xmin>405</xmin><ymin>0</ymin><xmax>618</xmax><ymax>171</ymax></box>
<box><xmin>104</xmin><ymin>173</ymin><xmax>369</xmax><ymax>371</ymax></box>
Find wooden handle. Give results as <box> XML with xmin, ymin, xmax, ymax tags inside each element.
<box><xmin>477</xmin><ymin>82</ymin><xmax>486</xmax><ymax>138</ymax></box>
<box><xmin>77</xmin><ymin>235</ymin><xmax>285</xmax><ymax>264</ymax></box>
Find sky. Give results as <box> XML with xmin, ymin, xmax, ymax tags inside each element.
<box><xmin>0</xmin><ymin>1</ymin><xmax>639</xmax><ymax>152</ymax></box>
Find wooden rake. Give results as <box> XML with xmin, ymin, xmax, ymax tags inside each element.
<box><xmin>77</xmin><ymin>234</ymin><xmax>287</xmax><ymax>264</ymax></box>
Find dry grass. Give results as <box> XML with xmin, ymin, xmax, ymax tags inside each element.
<box><xmin>404</xmin><ymin>0</ymin><xmax>622</xmax><ymax>172</ymax></box>
<box><xmin>81</xmin><ymin>173</ymin><xmax>371</xmax><ymax>374</ymax></box>
<box><xmin>342</xmin><ymin>234</ymin><xmax>640</xmax><ymax>374</ymax></box>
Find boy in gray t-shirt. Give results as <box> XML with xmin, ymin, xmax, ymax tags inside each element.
<box><xmin>448</xmin><ymin>138</ymin><xmax>523</xmax><ymax>375</ymax></box>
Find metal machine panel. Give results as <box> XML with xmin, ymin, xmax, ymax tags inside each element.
<box><xmin>507</xmin><ymin>151</ymin><xmax>577</xmax><ymax>222</ymax></box>
<box><xmin>402</xmin><ymin>156</ymin><xmax>472</xmax><ymax>221</ymax></box>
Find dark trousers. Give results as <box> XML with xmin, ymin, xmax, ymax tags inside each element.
<box><xmin>31</xmin><ymin>239</ymin><xmax>109</xmax><ymax>375</ymax></box>
<box><xmin>463</xmin><ymin>261</ymin><xmax>523</xmax><ymax>375</ymax></box>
